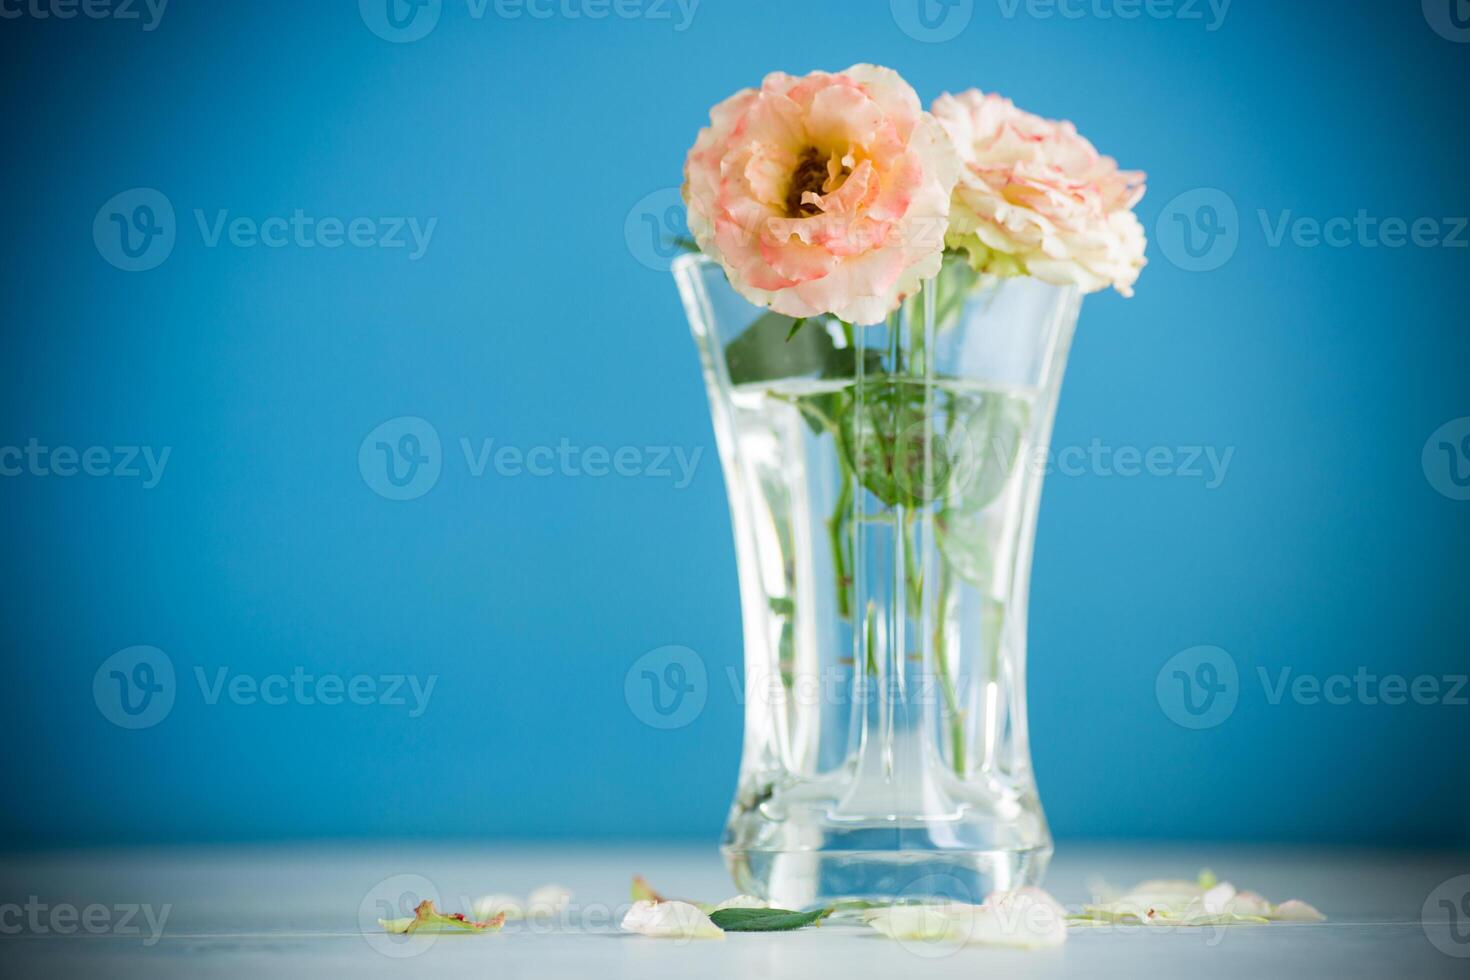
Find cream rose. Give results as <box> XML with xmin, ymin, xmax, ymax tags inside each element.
<box><xmin>932</xmin><ymin>89</ymin><xmax>1147</xmax><ymax>296</ymax></box>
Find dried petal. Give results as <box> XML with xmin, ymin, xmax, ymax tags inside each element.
<box><xmin>380</xmin><ymin>900</ymin><xmax>506</xmax><ymax>934</ymax></box>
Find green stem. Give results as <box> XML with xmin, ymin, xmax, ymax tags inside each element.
<box><xmin>828</xmin><ymin>464</ymin><xmax>853</xmax><ymax>620</ymax></box>
<box><xmin>932</xmin><ymin>557</ymin><xmax>965</xmax><ymax>775</ymax></box>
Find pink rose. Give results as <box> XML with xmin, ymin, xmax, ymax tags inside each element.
<box><xmin>932</xmin><ymin>90</ymin><xmax>1147</xmax><ymax>297</ymax></box>
<box><xmin>683</xmin><ymin>65</ymin><xmax>959</xmax><ymax>325</ymax></box>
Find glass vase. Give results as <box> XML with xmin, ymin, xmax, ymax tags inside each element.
<box><xmin>675</xmin><ymin>252</ymin><xmax>1080</xmax><ymax>909</ymax></box>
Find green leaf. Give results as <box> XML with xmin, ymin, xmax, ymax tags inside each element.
<box><xmin>707</xmin><ymin>907</ymin><xmax>829</xmax><ymax>932</ymax></box>
<box><xmin>724</xmin><ymin>312</ymin><xmax>836</xmax><ymax>387</ymax></box>
<box><xmin>785</xmin><ymin>318</ymin><xmax>807</xmax><ymax>342</ymax></box>
<box><xmin>935</xmin><ymin>391</ymin><xmax>1031</xmax><ymax>590</ymax></box>
<box><xmin>837</xmin><ymin>379</ymin><xmax>943</xmax><ymax>509</ymax></box>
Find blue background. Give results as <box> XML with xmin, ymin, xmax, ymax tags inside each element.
<box><xmin>1</xmin><ymin>1</ymin><xmax>1466</xmax><ymax>849</ymax></box>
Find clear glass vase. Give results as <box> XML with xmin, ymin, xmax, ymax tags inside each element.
<box><xmin>675</xmin><ymin>252</ymin><xmax>1080</xmax><ymax>909</ymax></box>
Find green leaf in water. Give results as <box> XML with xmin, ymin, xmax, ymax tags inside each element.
<box><xmin>837</xmin><ymin>379</ymin><xmax>994</xmax><ymax>510</ymax></box>
<box><xmin>724</xmin><ymin>313</ymin><xmax>835</xmax><ymax>387</ymax></box>
<box><xmin>935</xmin><ymin>391</ymin><xmax>1031</xmax><ymax>590</ymax></box>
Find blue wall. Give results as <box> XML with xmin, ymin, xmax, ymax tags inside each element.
<box><xmin>1</xmin><ymin>1</ymin><xmax>1466</xmax><ymax>848</ymax></box>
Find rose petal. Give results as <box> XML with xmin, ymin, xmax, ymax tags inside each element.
<box><xmin>382</xmin><ymin>900</ymin><xmax>506</xmax><ymax>934</ymax></box>
<box><xmin>1073</xmin><ymin>871</ymin><xmax>1325</xmax><ymax>926</ymax></box>
<box><xmin>868</xmin><ymin>889</ymin><xmax>1068</xmax><ymax>950</ymax></box>
<box><xmin>1271</xmin><ymin>899</ymin><xmax>1326</xmax><ymax>922</ymax></box>
<box><xmin>526</xmin><ymin>884</ymin><xmax>572</xmax><ymax>917</ymax></box>
<box><xmin>620</xmin><ymin>900</ymin><xmax>724</xmax><ymax>940</ymax></box>
<box><xmin>469</xmin><ymin>894</ymin><xmax>523</xmax><ymax>921</ymax></box>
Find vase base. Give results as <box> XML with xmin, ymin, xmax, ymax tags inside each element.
<box><xmin>723</xmin><ymin>843</ymin><xmax>1052</xmax><ymax>910</ymax></box>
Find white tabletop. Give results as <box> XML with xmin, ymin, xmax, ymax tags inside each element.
<box><xmin>1</xmin><ymin>843</ymin><xmax>1465</xmax><ymax>977</ymax></box>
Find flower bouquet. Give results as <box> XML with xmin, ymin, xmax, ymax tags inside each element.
<box><xmin>673</xmin><ymin>64</ymin><xmax>1145</xmax><ymax>907</ymax></box>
